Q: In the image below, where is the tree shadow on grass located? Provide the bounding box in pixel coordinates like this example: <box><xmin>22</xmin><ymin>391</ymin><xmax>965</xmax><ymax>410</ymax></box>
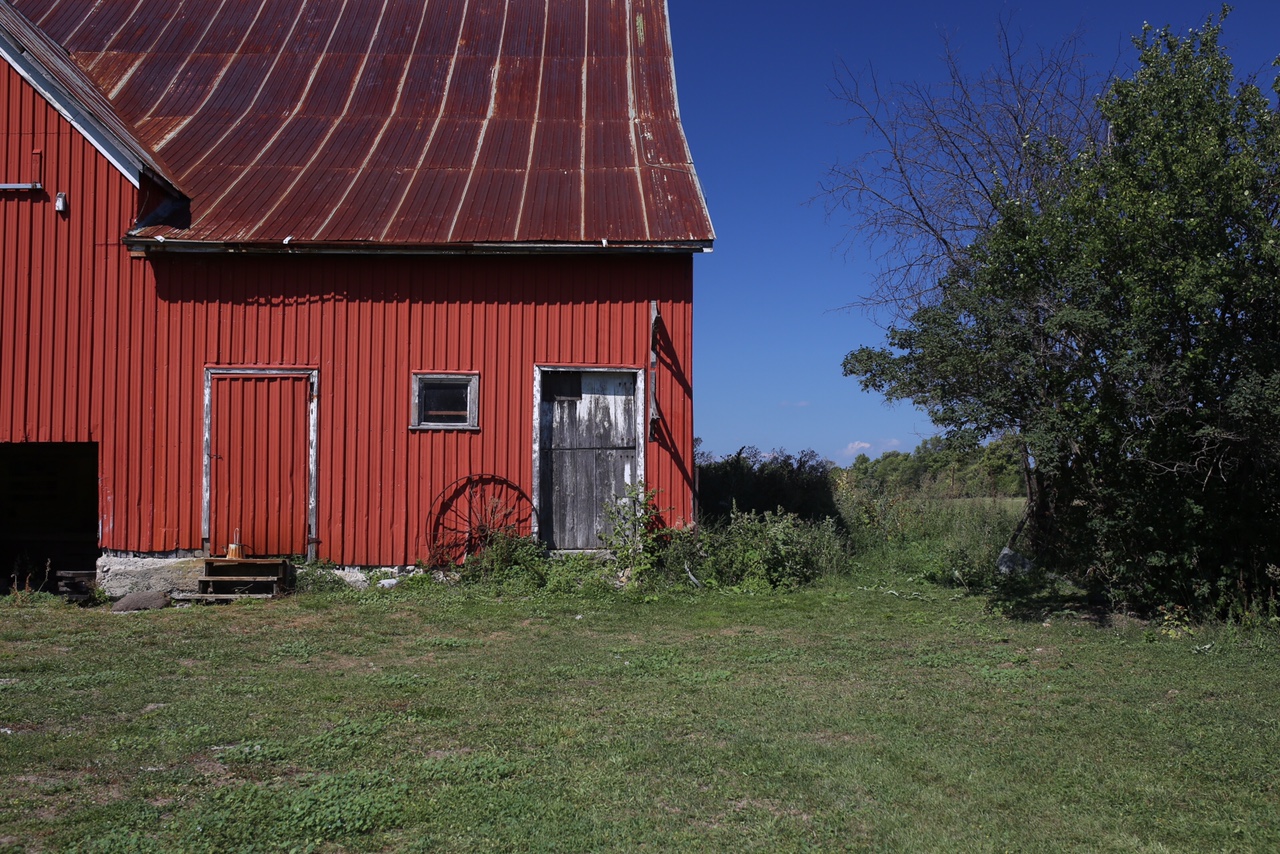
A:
<box><xmin>984</xmin><ymin>575</ymin><xmax>1124</xmax><ymax>627</ymax></box>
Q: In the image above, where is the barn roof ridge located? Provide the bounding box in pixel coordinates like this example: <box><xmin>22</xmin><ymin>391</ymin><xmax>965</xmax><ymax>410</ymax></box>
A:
<box><xmin>5</xmin><ymin>0</ymin><xmax>715</xmax><ymax>251</ymax></box>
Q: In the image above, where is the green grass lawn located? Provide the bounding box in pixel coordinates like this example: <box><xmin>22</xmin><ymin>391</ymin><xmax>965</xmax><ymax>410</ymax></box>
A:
<box><xmin>2</xmin><ymin>575</ymin><xmax>1278</xmax><ymax>852</ymax></box>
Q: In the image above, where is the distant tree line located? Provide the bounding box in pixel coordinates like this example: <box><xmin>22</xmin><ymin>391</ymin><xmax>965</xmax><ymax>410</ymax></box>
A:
<box><xmin>842</xmin><ymin>435</ymin><xmax>1023</xmax><ymax>500</ymax></box>
<box><xmin>695</xmin><ymin>436</ymin><xmax>1021</xmax><ymax>526</ymax></box>
<box><xmin>695</xmin><ymin>444</ymin><xmax>839</xmax><ymax>523</ymax></box>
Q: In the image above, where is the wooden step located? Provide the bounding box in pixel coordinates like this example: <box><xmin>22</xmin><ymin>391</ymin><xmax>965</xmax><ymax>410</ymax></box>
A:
<box><xmin>171</xmin><ymin>558</ymin><xmax>292</xmax><ymax>602</ymax></box>
<box><xmin>172</xmin><ymin>592</ymin><xmax>276</xmax><ymax>601</ymax></box>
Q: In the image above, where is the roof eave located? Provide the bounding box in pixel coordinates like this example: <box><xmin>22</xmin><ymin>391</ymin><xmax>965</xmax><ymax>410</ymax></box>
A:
<box><xmin>122</xmin><ymin>237</ymin><xmax>714</xmax><ymax>257</ymax></box>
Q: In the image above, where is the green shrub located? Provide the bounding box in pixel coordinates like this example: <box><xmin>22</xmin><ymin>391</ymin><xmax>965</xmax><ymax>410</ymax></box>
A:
<box><xmin>459</xmin><ymin>532</ymin><xmax>549</xmax><ymax>589</ymax></box>
<box><xmin>807</xmin><ymin>516</ymin><xmax>852</xmax><ymax>578</ymax></box>
<box><xmin>599</xmin><ymin>482</ymin><xmax>671</xmax><ymax>587</ymax></box>
<box><xmin>845</xmin><ymin>494</ymin><xmax>1026</xmax><ymax>591</ymax></box>
<box><xmin>699</xmin><ymin>508</ymin><xmax>820</xmax><ymax>592</ymax></box>
<box><xmin>0</xmin><ymin>590</ymin><xmax>65</xmax><ymax>608</ymax></box>
<box><xmin>655</xmin><ymin>525</ymin><xmax>710</xmax><ymax>589</ymax></box>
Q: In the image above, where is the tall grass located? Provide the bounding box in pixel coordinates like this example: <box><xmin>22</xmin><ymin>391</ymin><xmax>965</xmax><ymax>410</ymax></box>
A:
<box><xmin>835</xmin><ymin>480</ymin><xmax>1026</xmax><ymax>588</ymax></box>
<box><xmin>423</xmin><ymin>482</ymin><xmax>1028</xmax><ymax>597</ymax></box>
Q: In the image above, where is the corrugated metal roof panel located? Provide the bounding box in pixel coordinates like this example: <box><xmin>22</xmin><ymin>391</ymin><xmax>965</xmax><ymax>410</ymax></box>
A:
<box><xmin>10</xmin><ymin>0</ymin><xmax>713</xmax><ymax>248</ymax></box>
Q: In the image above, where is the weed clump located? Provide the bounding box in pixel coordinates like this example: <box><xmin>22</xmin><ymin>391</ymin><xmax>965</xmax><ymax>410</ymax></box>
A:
<box><xmin>292</xmin><ymin>559</ymin><xmax>350</xmax><ymax>595</ymax></box>
<box><xmin>601</xmin><ymin>484</ymin><xmax>853</xmax><ymax>594</ymax></box>
<box><xmin>458</xmin><ymin>532</ymin><xmax>549</xmax><ymax>593</ymax></box>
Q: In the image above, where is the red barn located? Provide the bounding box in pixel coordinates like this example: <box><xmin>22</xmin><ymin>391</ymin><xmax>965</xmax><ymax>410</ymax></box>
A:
<box><xmin>0</xmin><ymin>0</ymin><xmax>713</xmax><ymax>593</ymax></box>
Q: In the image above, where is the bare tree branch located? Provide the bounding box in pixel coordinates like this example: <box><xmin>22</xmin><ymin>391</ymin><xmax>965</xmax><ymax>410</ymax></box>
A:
<box><xmin>822</xmin><ymin>15</ymin><xmax>1112</xmax><ymax>320</ymax></box>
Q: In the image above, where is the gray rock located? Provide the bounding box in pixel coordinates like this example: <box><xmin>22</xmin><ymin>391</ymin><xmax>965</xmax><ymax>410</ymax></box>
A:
<box><xmin>112</xmin><ymin>591</ymin><xmax>171</xmax><ymax>612</ymax></box>
<box><xmin>997</xmin><ymin>547</ymin><xmax>1034</xmax><ymax>577</ymax></box>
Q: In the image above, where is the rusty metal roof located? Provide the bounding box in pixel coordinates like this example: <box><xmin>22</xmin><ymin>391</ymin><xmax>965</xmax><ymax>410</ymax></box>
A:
<box><xmin>8</xmin><ymin>0</ymin><xmax>714</xmax><ymax>250</ymax></box>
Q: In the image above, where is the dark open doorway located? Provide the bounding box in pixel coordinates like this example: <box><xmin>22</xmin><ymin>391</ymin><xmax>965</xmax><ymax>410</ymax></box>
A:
<box><xmin>0</xmin><ymin>443</ymin><xmax>99</xmax><ymax>593</ymax></box>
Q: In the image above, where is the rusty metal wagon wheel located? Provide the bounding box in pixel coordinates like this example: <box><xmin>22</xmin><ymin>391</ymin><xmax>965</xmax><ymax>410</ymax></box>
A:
<box><xmin>428</xmin><ymin>475</ymin><xmax>535</xmax><ymax>565</ymax></box>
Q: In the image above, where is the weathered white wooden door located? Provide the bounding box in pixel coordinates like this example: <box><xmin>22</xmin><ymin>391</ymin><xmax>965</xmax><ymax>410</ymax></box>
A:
<box><xmin>538</xmin><ymin>370</ymin><xmax>639</xmax><ymax>550</ymax></box>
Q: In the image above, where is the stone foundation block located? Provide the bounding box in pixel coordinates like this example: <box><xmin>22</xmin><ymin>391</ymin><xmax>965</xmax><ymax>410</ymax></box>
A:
<box><xmin>97</xmin><ymin>556</ymin><xmax>205</xmax><ymax>598</ymax></box>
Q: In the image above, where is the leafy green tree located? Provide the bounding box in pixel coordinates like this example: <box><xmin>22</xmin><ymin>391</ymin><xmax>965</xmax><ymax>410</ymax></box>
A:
<box><xmin>844</xmin><ymin>11</ymin><xmax>1280</xmax><ymax>613</ymax></box>
<box><xmin>839</xmin><ymin>437</ymin><xmax>1022</xmax><ymax>499</ymax></box>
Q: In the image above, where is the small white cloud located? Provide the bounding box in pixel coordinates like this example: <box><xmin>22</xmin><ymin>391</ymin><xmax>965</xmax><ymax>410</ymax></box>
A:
<box><xmin>884</xmin><ymin>438</ymin><xmax>901</xmax><ymax>449</ymax></box>
<box><xmin>840</xmin><ymin>441</ymin><xmax>872</xmax><ymax>458</ymax></box>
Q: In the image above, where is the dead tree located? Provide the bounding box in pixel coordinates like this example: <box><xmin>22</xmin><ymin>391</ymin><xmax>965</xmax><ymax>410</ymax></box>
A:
<box><xmin>822</xmin><ymin>16</ymin><xmax>1111</xmax><ymax>318</ymax></box>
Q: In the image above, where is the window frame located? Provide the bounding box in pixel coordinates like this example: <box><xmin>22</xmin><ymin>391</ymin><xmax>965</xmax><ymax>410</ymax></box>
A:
<box><xmin>411</xmin><ymin>372</ymin><xmax>479</xmax><ymax>431</ymax></box>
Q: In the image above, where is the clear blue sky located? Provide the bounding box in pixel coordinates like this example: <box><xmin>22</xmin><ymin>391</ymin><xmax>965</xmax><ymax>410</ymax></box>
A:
<box><xmin>668</xmin><ymin>2</ymin><xmax>1280</xmax><ymax>464</ymax></box>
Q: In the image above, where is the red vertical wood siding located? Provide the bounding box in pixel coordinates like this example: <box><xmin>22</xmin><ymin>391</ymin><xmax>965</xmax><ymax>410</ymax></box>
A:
<box><xmin>2</xmin><ymin>58</ymin><xmax>128</xmax><ymax>444</ymax></box>
<box><xmin>149</xmin><ymin>252</ymin><xmax>693</xmax><ymax>565</ymax></box>
<box><xmin>3</xmin><ymin>60</ymin><xmax>696</xmax><ymax>565</ymax></box>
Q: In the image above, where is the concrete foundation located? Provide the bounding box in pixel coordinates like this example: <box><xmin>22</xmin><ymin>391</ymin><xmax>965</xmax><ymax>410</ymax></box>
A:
<box><xmin>96</xmin><ymin>555</ymin><xmax>205</xmax><ymax>598</ymax></box>
<box><xmin>95</xmin><ymin>556</ymin><xmax>419</xmax><ymax>598</ymax></box>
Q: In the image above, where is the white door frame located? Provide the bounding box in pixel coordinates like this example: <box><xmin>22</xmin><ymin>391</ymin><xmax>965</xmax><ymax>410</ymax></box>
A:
<box><xmin>530</xmin><ymin>366</ymin><xmax>645</xmax><ymax>541</ymax></box>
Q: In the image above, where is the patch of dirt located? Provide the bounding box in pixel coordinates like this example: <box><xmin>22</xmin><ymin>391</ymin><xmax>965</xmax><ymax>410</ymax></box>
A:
<box><xmin>652</xmin><ymin>798</ymin><xmax>684</xmax><ymax>815</ymax></box>
<box><xmin>719</xmin><ymin>797</ymin><xmax>813</xmax><ymax>824</ymax></box>
<box><xmin>315</xmin><ymin>653</ymin><xmax>388</xmax><ymax>672</ymax></box>
<box><xmin>278</xmin><ymin>615</ymin><xmax>328</xmax><ymax>631</ymax></box>
<box><xmin>424</xmin><ymin>747</ymin><xmax>474</xmax><ymax>760</ymax></box>
<box><xmin>190</xmin><ymin>758</ymin><xmax>235</xmax><ymax>783</ymax></box>
<box><xmin>14</xmin><ymin>774</ymin><xmax>69</xmax><ymax>787</ymax></box>
<box><xmin>1037</xmin><ymin>607</ymin><xmax>1148</xmax><ymax>630</ymax></box>
<box><xmin>2</xmin><ymin>722</ymin><xmax>48</xmax><ymax>740</ymax></box>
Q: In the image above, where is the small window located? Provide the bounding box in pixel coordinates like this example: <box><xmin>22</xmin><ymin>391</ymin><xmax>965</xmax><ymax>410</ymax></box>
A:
<box><xmin>541</xmin><ymin>371</ymin><xmax>582</xmax><ymax>401</ymax></box>
<box><xmin>412</xmin><ymin>374</ymin><xmax>478</xmax><ymax>429</ymax></box>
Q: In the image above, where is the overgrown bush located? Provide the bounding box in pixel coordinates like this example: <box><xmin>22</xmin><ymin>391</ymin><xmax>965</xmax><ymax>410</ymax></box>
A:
<box><xmin>831</xmin><ymin>459</ymin><xmax>1026</xmax><ymax>592</ymax></box>
<box><xmin>0</xmin><ymin>590</ymin><xmax>64</xmax><ymax>608</ymax></box>
<box><xmin>544</xmin><ymin>552</ymin><xmax>615</xmax><ymax>595</ymax></box>
<box><xmin>599</xmin><ymin>482</ymin><xmax>670</xmax><ymax>586</ymax></box>
<box><xmin>696</xmin><ymin>508</ymin><xmax>822</xmax><ymax>591</ymax></box>
<box><xmin>458</xmin><ymin>532</ymin><xmax>549</xmax><ymax>592</ymax></box>
<box><xmin>596</xmin><ymin>484</ymin><xmax>852</xmax><ymax>593</ymax></box>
